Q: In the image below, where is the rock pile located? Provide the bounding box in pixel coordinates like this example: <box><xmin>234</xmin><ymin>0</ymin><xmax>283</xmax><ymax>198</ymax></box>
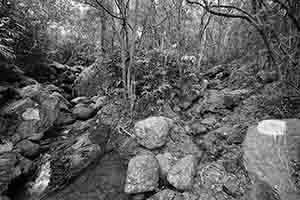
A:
<box><xmin>120</xmin><ymin>62</ymin><xmax>299</xmax><ymax>200</ymax></box>
<box><xmin>0</xmin><ymin>80</ymin><xmax>112</xmax><ymax>199</ymax></box>
<box><xmin>121</xmin><ymin>115</ymin><xmax>249</xmax><ymax>200</ymax></box>
<box><xmin>0</xmin><ymin>59</ymin><xmax>298</xmax><ymax>200</ymax></box>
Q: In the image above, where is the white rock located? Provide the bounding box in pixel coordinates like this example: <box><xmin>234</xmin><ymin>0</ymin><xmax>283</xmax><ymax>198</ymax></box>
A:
<box><xmin>22</xmin><ymin>108</ymin><xmax>40</xmax><ymax>121</ymax></box>
<box><xmin>28</xmin><ymin>154</ymin><xmax>51</xmax><ymax>196</ymax></box>
<box><xmin>257</xmin><ymin>119</ymin><xmax>286</xmax><ymax>136</ymax></box>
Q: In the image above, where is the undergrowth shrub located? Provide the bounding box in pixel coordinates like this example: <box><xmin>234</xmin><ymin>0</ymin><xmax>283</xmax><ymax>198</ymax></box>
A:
<box><xmin>130</xmin><ymin>49</ymin><xmax>200</xmax><ymax>115</ymax></box>
<box><xmin>0</xmin><ymin>10</ymin><xmax>24</xmax><ymax>61</ymax></box>
<box><xmin>0</xmin><ymin>1</ymin><xmax>50</xmax><ymax>80</ymax></box>
<box><xmin>255</xmin><ymin>81</ymin><xmax>300</xmax><ymax>118</ymax></box>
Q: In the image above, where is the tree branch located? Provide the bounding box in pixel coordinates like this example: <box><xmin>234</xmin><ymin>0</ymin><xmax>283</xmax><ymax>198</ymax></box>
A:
<box><xmin>153</xmin><ymin>15</ymin><xmax>168</xmax><ymax>27</ymax></box>
<box><xmin>125</xmin><ymin>0</ymin><xmax>130</xmax><ymax>15</ymax></box>
<box><xmin>210</xmin><ymin>4</ymin><xmax>257</xmax><ymax>22</ymax></box>
<box><xmin>92</xmin><ymin>0</ymin><xmax>133</xmax><ymax>32</ymax></box>
<box><xmin>186</xmin><ymin>0</ymin><xmax>253</xmax><ymax>23</ymax></box>
<box><xmin>94</xmin><ymin>0</ymin><xmax>123</xmax><ymax>20</ymax></box>
<box><xmin>186</xmin><ymin>0</ymin><xmax>275</xmax><ymax>62</ymax></box>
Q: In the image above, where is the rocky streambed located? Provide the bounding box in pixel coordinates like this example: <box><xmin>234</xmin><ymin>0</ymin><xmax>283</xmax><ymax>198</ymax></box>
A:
<box><xmin>0</xmin><ymin>62</ymin><xmax>299</xmax><ymax>200</ymax></box>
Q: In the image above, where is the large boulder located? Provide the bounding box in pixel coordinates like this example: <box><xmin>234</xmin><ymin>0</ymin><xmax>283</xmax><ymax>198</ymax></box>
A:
<box><xmin>1</xmin><ymin>84</ymin><xmax>61</xmax><ymax>141</ymax></box>
<box><xmin>73</xmin><ymin>62</ymin><xmax>113</xmax><ymax>97</ymax></box>
<box><xmin>167</xmin><ymin>155</ymin><xmax>197</xmax><ymax>190</ymax></box>
<box><xmin>243</xmin><ymin>119</ymin><xmax>300</xmax><ymax>200</ymax></box>
<box><xmin>124</xmin><ymin>154</ymin><xmax>159</xmax><ymax>194</ymax></box>
<box><xmin>134</xmin><ymin>117</ymin><xmax>173</xmax><ymax>149</ymax></box>
<box><xmin>21</xmin><ymin>85</ymin><xmax>60</xmax><ymax>123</ymax></box>
<box><xmin>16</xmin><ymin>140</ymin><xmax>40</xmax><ymax>158</ymax></box>
<box><xmin>72</xmin><ymin>106</ymin><xmax>95</xmax><ymax>120</ymax></box>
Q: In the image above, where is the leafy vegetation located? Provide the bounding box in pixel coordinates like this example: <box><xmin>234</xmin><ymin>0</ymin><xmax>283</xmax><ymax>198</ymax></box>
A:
<box><xmin>1</xmin><ymin>0</ymin><xmax>299</xmax><ymax>117</ymax></box>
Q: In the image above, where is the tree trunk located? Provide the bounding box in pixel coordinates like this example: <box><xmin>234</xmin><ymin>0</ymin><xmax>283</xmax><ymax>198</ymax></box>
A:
<box><xmin>127</xmin><ymin>0</ymin><xmax>139</xmax><ymax>101</ymax></box>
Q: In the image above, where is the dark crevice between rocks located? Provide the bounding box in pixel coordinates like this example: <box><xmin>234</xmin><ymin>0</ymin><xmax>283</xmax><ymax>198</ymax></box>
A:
<box><xmin>43</xmin><ymin>126</ymin><xmax>65</xmax><ymax>139</ymax></box>
<box><xmin>39</xmin><ymin>127</ymin><xmax>66</xmax><ymax>154</ymax></box>
<box><xmin>4</xmin><ymin>171</ymin><xmax>35</xmax><ymax>200</ymax></box>
<box><xmin>157</xmin><ymin>178</ymin><xmax>187</xmax><ymax>195</ymax></box>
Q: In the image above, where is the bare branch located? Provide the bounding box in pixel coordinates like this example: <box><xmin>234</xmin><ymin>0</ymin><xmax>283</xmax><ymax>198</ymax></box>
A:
<box><xmin>125</xmin><ymin>0</ymin><xmax>130</xmax><ymax>14</ymax></box>
<box><xmin>94</xmin><ymin>0</ymin><xmax>123</xmax><ymax>20</ymax></box>
<box><xmin>186</xmin><ymin>0</ymin><xmax>253</xmax><ymax>23</ymax></box>
<box><xmin>210</xmin><ymin>4</ymin><xmax>257</xmax><ymax>22</ymax></box>
<box><xmin>186</xmin><ymin>0</ymin><xmax>275</xmax><ymax>62</ymax></box>
<box><xmin>153</xmin><ymin>15</ymin><xmax>168</xmax><ymax>27</ymax></box>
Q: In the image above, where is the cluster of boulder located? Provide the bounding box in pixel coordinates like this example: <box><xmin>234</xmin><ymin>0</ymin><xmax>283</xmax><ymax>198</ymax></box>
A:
<box><xmin>121</xmin><ymin>116</ymin><xmax>244</xmax><ymax>200</ymax></box>
<box><xmin>124</xmin><ymin>117</ymin><xmax>198</xmax><ymax>195</ymax></box>
<box><xmin>0</xmin><ymin>81</ymin><xmax>111</xmax><ymax>199</ymax></box>
<box><xmin>0</xmin><ymin>57</ymin><xmax>298</xmax><ymax>200</ymax></box>
<box><xmin>0</xmin><ymin>84</ymin><xmax>65</xmax><ymax>192</ymax></box>
<box><xmin>49</xmin><ymin>62</ymin><xmax>84</xmax><ymax>97</ymax></box>
<box><xmin>121</xmin><ymin>64</ymin><xmax>297</xmax><ymax>200</ymax></box>
<box><xmin>169</xmin><ymin>65</ymin><xmax>252</xmax><ymax>116</ymax></box>
<box><xmin>122</xmin><ymin>116</ymin><xmax>300</xmax><ymax>200</ymax></box>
